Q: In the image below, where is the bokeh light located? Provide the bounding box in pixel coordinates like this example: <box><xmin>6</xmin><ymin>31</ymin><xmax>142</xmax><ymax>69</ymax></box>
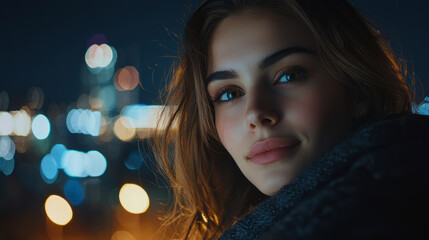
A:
<box><xmin>61</xmin><ymin>149</ymin><xmax>108</xmax><ymax>178</ymax></box>
<box><xmin>114</xmin><ymin>66</ymin><xmax>140</xmax><ymax>91</ymax></box>
<box><xmin>119</xmin><ymin>183</ymin><xmax>150</xmax><ymax>214</ymax></box>
<box><xmin>0</xmin><ymin>112</ymin><xmax>13</xmax><ymax>135</ymax></box>
<box><xmin>113</xmin><ymin>116</ymin><xmax>136</xmax><ymax>142</ymax></box>
<box><xmin>40</xmin><ymin>154</ymin><xmax>58</xmax><ymax>184</ymax></box>
<box><xmin>111</xmin><ymin>231</ymin><xmax>136</xmax><ymax>240</ymax></box>
<box><xmin>120</xmin><ymin>105</ymin><xmax>175</xmax><ymax>139</ymax></box>
<box><xmin>0</xmin><ymin>157</ymin><xmax>14</xmax><ymax>176</ymax></box>
<box><xmin>64</xmin><ymin>179</ymin><xmax>84</xmax><ymax>206</ymax></box>
<box><xmin>50</xmin><ymin>144</ymin><xmax>67</xmax><ymax>169</ymax></box>
<box><xmin>45</xmin><ymin>195</ymin><xmax>73</xmax><ymax>226</ymax></box>
<box><xmin>85</xmin><ymin>150</ymin><xmax>107</xmax><ymax>177</ymax></box>
<box><xmin>85</xmin><ymin>44</ymin><xmax>114</xmax><ymax>68</ymax></box>
<box><xmin>32</xmin><ymin>114</ymin><xmax>51</xmax><ymax>140</ymax></box>
<box><xmin>66</xmin><ymin>109</ymin><xmax>101</xmax><ymax>136</ymax></box>
<box><xmin>62</xmin><ymin>150</ymin><xmax>87</xmax><ymax>178</ymax></box>
<box><xmin>416</xmin><ymin>96</ymin><xmax>429</xmax><ymax>115</ymax></box>
<box><xmin>125</xmin><ymin>151</ymin><xmax>142</xmax><ymax>170</ymax></box>
<box><xmin>13</xmin><ymin>109</ymin><xmax>31</xmax><ymax>136</ymax></box>
<box><xmin>0</xmin><ymin>136</ymin><xmax>15</xmax><ymax>160</ymax></box>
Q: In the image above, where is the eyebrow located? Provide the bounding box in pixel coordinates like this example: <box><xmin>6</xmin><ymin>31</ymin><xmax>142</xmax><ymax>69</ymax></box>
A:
<box><xmin>206</xmin><ymin>46</ymin><xmax>316</xmax><ymax>85</ymax></box>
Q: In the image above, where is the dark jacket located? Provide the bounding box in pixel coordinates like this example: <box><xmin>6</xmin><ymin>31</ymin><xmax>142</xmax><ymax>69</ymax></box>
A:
<box><xmin>220</xmin><ymin>113</ymin><xmax>429</xmax><ymax>240</ymax></box>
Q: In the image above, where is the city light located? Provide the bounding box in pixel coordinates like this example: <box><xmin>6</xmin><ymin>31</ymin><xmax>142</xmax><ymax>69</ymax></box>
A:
<box><xmin>12</xmin><ymin>109</ymin><xmax>31</xmax><ymax>136</ymax></box>
<box><xmin>114</xmin><ymin>66</ymin><xmax>140</xmax><ymax>91</ymax></box>
<box><xmin>124</xmin><ymin>151</ymin><xmax>143</xmax><ymax>170</ymax></box>
<box><xmin>0</xmin><ymin>136</ymin><xmax>15</xmax><ymax>160</ymax></box>
<box><xmin>0</xmin><ymin>112</ymin><xmax>13</xmax><ymax>135</ymax></box>
<box><xmin>119</xmin><ymin>183</ymin><xmax>150</xmax><ymax>214</ymax></box>
<box><xmin>66</xmin><ymin>109</ymin><xmax>101</xmax><ymax>136</ymax></box>
<box><xmin>32</xmin><ymin>114</ymin><xmax>50</xmax><ymax>140</ymax></box>
<box><xmin>40</xmin><ymin>154</ymin><xmax>58</xmax><ymax>184</ymax></box>
<box><xmin>85</xmin><ymin>44</ymin><xmax>115</xmax><ymax>68</ymax></box>
<box><xmin>45</xmin><ymin>195</ymin><xmax>73</xmax><ymax>226</ymax></box>
<box><xmin>85</xmin><ymin>150</ymin><xmax>107</xmax><ymax>177</ymax></box>
<box><xmin>0</xmin><ymin>157</ymin><xmax>14</xmax><ymax>176</ymax></box>
<box><xmin>119</xmin><ymin>104</ymin><xmax>176</xmax><ymax>139</ymax></box>
<box><xmin>415</xmin><ymin>96</ymin><xmax>429</xmax><ymax>115</ymax></box>
<box><xmin>113</xmin><ymin>116</ymin><xmax>136</xmax><ymax>142</ymax></box>
<box><xmin>60</xmin><ymin>149</ymin><xmax>108</xmax><ymax>178</ymax></box>
<box><xmin>64</xmin><ymin>179</ymin><xmax>84</xmax><ymax>206</ymax></box>
<box><xmin>50</xmin><ymin>144</ymin><xmax>67</xmax><ymax>169</ymax></box>
<box><xmin>62</xmin><ymin>150</ymin><xmax>87</xmax><ymax>177</ymax></box>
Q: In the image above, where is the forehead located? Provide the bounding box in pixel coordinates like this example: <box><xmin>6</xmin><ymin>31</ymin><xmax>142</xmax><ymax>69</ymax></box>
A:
<box><xmin>208</xmin><ymin>8</ymin><xmax>315</xmax><ymax>73</ymax></box>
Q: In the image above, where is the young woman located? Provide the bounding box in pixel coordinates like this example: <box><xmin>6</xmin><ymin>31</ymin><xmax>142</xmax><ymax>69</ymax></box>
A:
<box><xmin>151</xmin><ymin>0</ymin><xmax>429</xmax><ymax>239</ymax></box>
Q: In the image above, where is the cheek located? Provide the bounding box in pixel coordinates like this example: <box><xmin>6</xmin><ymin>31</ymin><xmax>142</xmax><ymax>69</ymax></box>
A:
<box><xmin>215</xmin><ymin>110</ymin><xmax>242</xmax><ymax>155</ymax></box>
<box><xmin>286</xmin><ymin>92</ymin><xmax>329</xmax><ymax>128</ymax></box>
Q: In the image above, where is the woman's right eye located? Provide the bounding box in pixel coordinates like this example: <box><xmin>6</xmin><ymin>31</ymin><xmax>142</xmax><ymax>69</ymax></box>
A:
<box><xmin>213</xmin><ymin>88</ymin><xmax>244</xmax><ymax>104</ymax></box>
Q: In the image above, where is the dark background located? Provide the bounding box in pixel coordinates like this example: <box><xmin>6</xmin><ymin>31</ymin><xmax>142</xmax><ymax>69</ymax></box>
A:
<box><xmin>0</xmin><ymin>1</ymin><xmax>428</xmax><ymax>239</ymax></box>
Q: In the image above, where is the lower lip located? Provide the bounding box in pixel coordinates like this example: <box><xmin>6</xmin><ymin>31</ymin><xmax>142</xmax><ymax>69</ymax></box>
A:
<box><xmin>248</xmin><ymin>145</ymin><xmax>299</xmax><ymax>165</ymax></box>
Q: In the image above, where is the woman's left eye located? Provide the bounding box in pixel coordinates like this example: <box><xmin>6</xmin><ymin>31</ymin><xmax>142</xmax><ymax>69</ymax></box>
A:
<box><xmin>276</xmin><ymin>67</ymin><xmax>308</xmax><ymax>84</ymax></box>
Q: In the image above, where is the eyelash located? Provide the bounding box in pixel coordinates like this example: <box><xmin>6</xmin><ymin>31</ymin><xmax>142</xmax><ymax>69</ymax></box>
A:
<box><xmin>212</xmin><ymin>86</ymin><xmax>243</xmax><ymax>104</ymax></box>
<box><xmin>211</xmin><ymin>66</ymin><xmax>308</xmax><ymax>104</ymax></box>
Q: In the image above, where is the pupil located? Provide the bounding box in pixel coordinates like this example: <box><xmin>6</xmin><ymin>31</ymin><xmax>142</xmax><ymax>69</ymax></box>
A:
<box><xmin>228</xmin><ymin>92</ymin><xmax>235</xmax><ymax>99</ymax></box>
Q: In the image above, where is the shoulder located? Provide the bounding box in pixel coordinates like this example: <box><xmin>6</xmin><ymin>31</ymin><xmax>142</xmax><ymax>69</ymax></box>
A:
<box><xmin>261</xmin><ymin>114</ymin><xmax>429</xmax><ymax>239</ymax></box>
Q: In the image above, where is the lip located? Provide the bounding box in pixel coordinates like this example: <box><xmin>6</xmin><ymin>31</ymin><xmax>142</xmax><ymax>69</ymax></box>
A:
<box><xmin>247</xmin><ymin>138</ymin><xmax>301</xmax><ymax>165</ymax></box>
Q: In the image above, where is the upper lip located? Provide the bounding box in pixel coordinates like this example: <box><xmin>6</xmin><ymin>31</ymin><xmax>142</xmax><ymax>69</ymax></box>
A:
<box><xmin>247</xmin><ymin>138</ymin><xmax>301</xmax><ymax>159</ymax></box>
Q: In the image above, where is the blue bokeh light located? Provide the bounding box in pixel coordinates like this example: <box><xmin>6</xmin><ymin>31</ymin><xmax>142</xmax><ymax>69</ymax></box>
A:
<box><xmin>66</xmin><ymin>109</ymin><xmax>101</xmax><ymax>136</ymax></box>
<box><xmin>85</xmin><ymin>150</ymin><xmax>107</xmax><ymax>177</ymax></box>
<box><xmin>50</xmin><ymin>144</ymin><xmax>67</xmax><ymax>169</ymax></box>
<box><xmin>62</xmin><ymin>150</ymin><xmax>87</xmax><ymax>178</ymax></box>
<box><xmin>1</xmin><ymin>157</ymin><xmax>14</xmax><ymax>176</ymax></box>
<box><xmin>40</xmin><ymin>154</ymin><xmax>58</xmax><ymax>184</ymax></box>
<box><xmin>0</xmin><ymin>136</ymin><xmax>15</xmax><ymax>160</ymax></box>
<box><xmin>64</xmin><ymin>179</ymin><xmax>84</xmax><ymax>206</ymax></box>
<box><xmin>125</xmin><ymin>151</ymin><xmax>143</xmax><ymax>170</ymax></box>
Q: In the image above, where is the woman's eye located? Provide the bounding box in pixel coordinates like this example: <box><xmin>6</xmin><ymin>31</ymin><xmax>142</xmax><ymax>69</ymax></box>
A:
<box><xmin>213</xmin><ymin>88</ymin><xmax>243</xmax><ymax>103</ymax></box>
<box><xmin>277</xmin><ymin>67</ymin><xmax>308</xmax><ymax>84</ymax></box>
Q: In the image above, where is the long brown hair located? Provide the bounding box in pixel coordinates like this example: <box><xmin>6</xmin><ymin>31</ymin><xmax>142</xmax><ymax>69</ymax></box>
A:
<box><xmin>150</xmin><ymin>0</ymin><xmax>413</xmax><ymax>239</ymax></box>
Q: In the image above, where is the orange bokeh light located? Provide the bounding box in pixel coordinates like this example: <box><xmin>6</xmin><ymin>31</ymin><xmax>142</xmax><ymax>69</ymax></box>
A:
<box><xmin>114</xmin><ymin>66</ymin><xmax>140</xmax><ymax>91</ymax></box>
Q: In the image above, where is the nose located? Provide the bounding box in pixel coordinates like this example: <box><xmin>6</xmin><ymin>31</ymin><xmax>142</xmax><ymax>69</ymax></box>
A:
<box><xmin>246</xmin><ymin>87</ymin><xmax>281</xmax><ymax>130</ymax></box>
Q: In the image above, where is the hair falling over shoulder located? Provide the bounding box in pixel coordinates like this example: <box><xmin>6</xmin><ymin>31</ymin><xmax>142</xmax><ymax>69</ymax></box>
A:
<box><xmin>149</xmin><ymin>0</ymin><xmax>414</xmax><ymax>239</ymax></box>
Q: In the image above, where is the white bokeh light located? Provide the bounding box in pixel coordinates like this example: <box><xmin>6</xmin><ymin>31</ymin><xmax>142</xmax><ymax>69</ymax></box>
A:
<box><xmin>32</xmin><ymin>114</ymin><xmax>50</xmax><ymax>140</ymax></box>
<box><xmin>13</xmin><ymin>110</ymin><xmax>31</xmax><ymax>136</ymax></box>
<box><xmin>85</xmin><ymin>44</ymin><xmax>114</xmax><ymax>68</ymax></box>
<box><xmin>0</xmin><ymin>112</ymin><xmax>13</xmax><ymax>136</ymax></box>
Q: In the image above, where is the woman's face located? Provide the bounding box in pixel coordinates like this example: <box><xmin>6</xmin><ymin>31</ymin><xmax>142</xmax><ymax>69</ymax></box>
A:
<box><xmin>207</xmin><ymin>9</ymin><xmax>358</xmax><ymax>196</ymax></box>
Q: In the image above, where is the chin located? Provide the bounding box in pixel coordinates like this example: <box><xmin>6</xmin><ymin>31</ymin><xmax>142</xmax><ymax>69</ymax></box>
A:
<box><xmin>258</xmin><ymin>175</ymin><xmax>292</xmax><ymax>196</ymax></box>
